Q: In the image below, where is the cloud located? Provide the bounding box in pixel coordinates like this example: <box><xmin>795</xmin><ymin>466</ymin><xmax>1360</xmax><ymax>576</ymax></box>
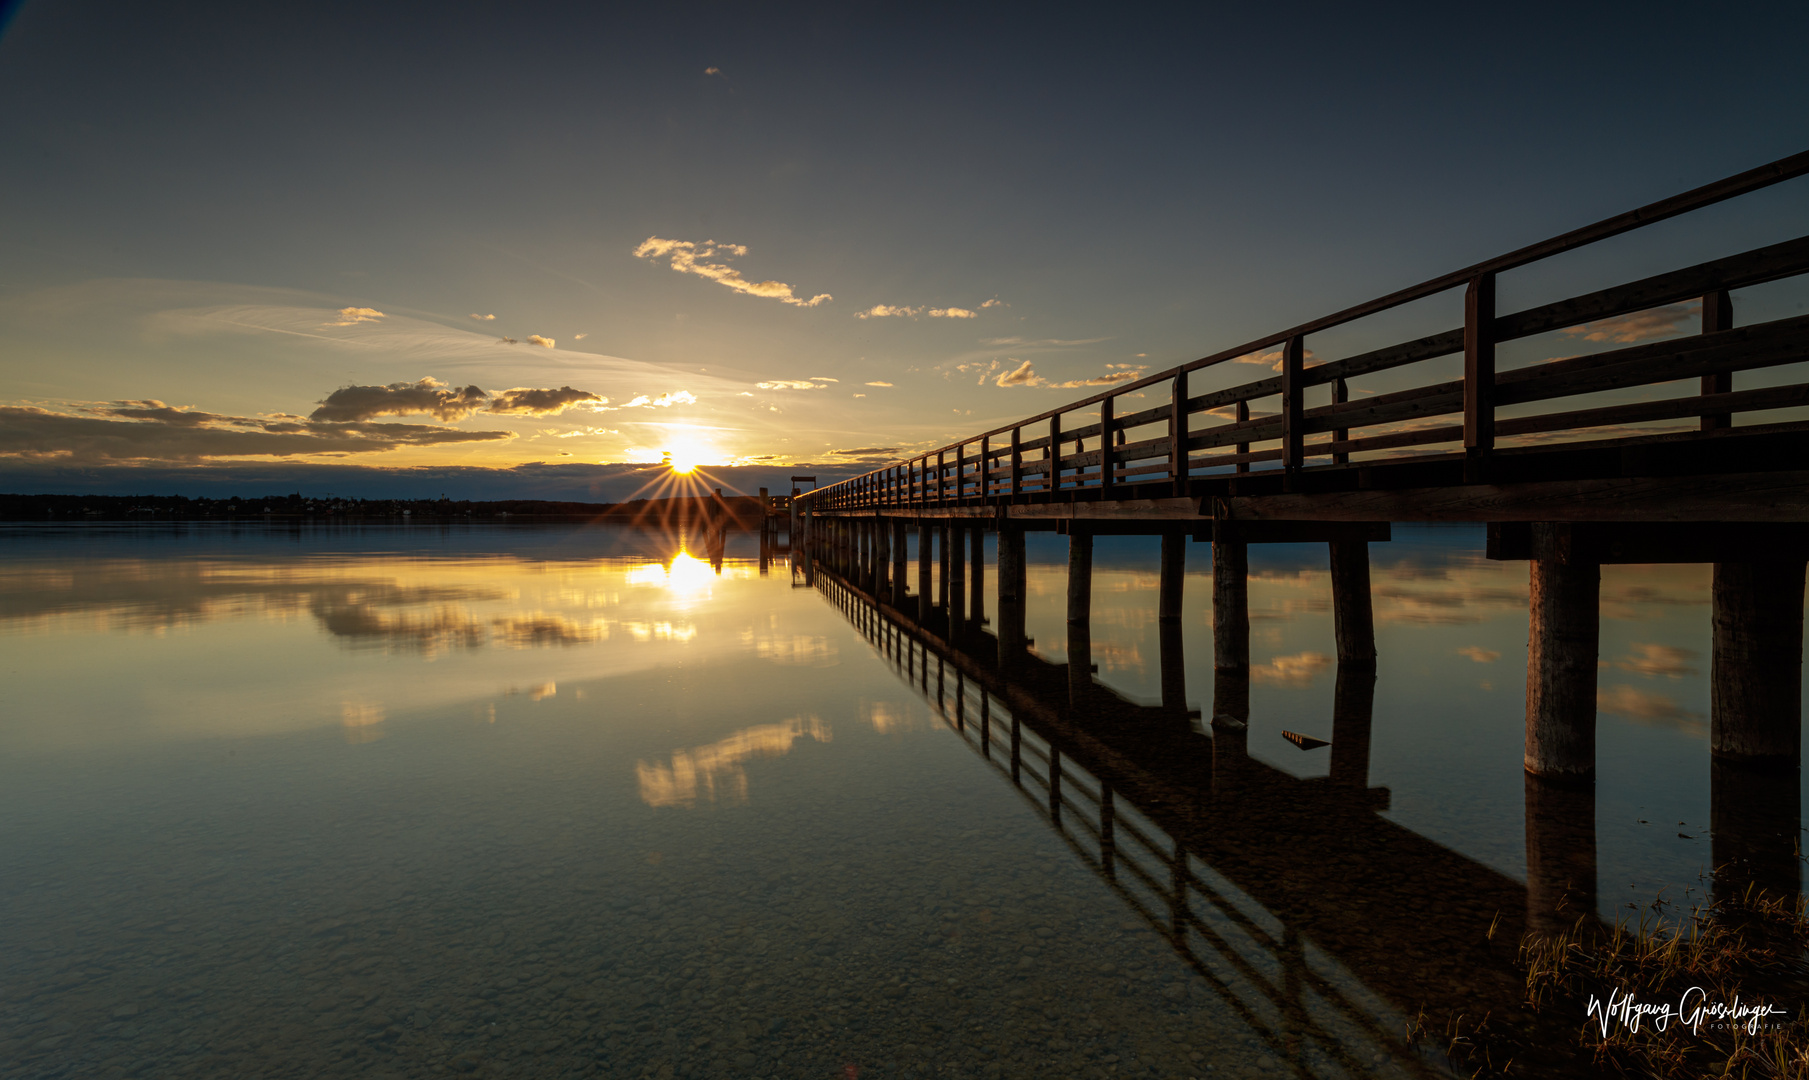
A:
<box><xmin>0</xmin><ymin>404</ymin><xmax>512</xmax><ymax>463</ymax></box>
<box><xmin>980</xmin><ymin>299</ymin><xmax>1002</xmax><ymax>308</ymax></box>
<box><xmin>487</xmin><ymin>386</ymin><xmax>604</xmax><ymax>416</ymax></box>
<box><xmin>865</xmin><ymin>381</ymin><xmax>893</xmax><ymax>387</ymax></box>
<box><xmin>632</xmin><ymin>237</ymin><xmax>831</xmax><ymax>307</ymax></box>
<box><xmin>618</xmin><ymin>391</ymin><xmax>697</xmax><ymax>409</ymax></box>
<box><xmin>526</xmin><ymin>334</ymin><xmax>555</xmax><ymax>348</ymax></box>
<box><xmin>809</xmin><ymin>376</ymin><xmax>838</xmax><ymax>383</ymax></box>
<box><xmin>1233</xmin><ymin>346</ymin><xmax>1318</xmax><ymax>372</ymax></box>
<box><xmin>1609</xmin><ymin>643</ymin><xmax>1699</xmax><ymax>679</ymax></box>
<box><xmin>468</xmin><ymin>313</ymin><xmax>496</xmax><ymax>321</ymax></box>
<box><xmin>574</xmin><ymin>332</ymin><xmax>589</xmax><ymax>340</ymax></box>
<box><xmin>704</xmin><ymin>66</ymin><xmax>722</xmax><ymax>76</ymax></box>
<box><xmin>831</xmin><ymin>446</ymin><xmax>898</xmax><ymax>455</ymax></box>
<box><xmin>756</xmin><ymin>380</ymin><xmax>827</xmax><ymax>390</ymax></box>
<box><xmin>980</xmin><ymin>336</ymin><xmax>1106</xmax><ymax>347</ymax></box>
<box><xmin>310</xmin><ymin>377</ymin><xmax>489</xmax><ymax>422</ymax></box>
<box><xmin>329</xmin><ymin>306</ymin><xmax>385</xmax><ymax>326</ymax></box>
<box><xmin>1597</xmin><ymin>684</ymin><xmax>1704</xmax><ymax>733</ymax></box>
<box><xmin>87</xmin><ymin>400</ymin><xmax>231</xmax><ymax>427</ymax></box>
<box><xmin>1250</xmin><ymin>651</ymin><xmax>1333</xmax><ymax>687</ymax></box>
<box><xmin>1456</xmin><ymin>646</ymin><xmax>1501</xmax><ymax>663</ymax></box>
<box><xmin>857</xmin><ymin>304</ymin><xmax>980</xmax><ymax>320</ymax></box>
<box><xmin>993</xmin><ymin>359</ymin><xmax>1138</xmax><ymax>389</ymax></box>
<box><xmin>1562</xmin><ymin>303</ymin><xmax>1697</xmax><ymax>344</ymax></box>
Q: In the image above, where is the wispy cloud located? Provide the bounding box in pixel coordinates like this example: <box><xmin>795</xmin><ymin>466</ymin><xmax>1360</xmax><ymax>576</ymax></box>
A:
<box><xmin>993</xmin><ymin>359</ymin><xmax>1139</xmax><ymax>389</ymax></box>
<box><xmin>1597</xmin><ymin>684</ymin><xmax>1704</xmax><ymax>734</ymax></box>
<box><xmin>1608</xmin><ymin>642</ymin><xmax>1698</xmax><ymax>679</ymax></box>
<box><xmin>618</xmin><ymin>391</ymin><xmax>697</xmax><ymax>409</ymax></box>
<box><xmin>468</xmin><ymin>313</ymin><xmax>495</xmax><ymax>321</ymax></box>
<box><xmin>526</xmin><ymin>334</ymin><xmax>555</xmax><ymax>348</ymax></box>
<box><xmin>864</xmin><ymin>381</ymin><xmax>893</xmax><ymax>387</ymax></box>
<box><xmin>980</xmin><ymin>299</ymin><xmax>1002</xmax><ymax>308</ymax></box>
<box><xmin>633</xmin><ymin>237</ymin><xmax>831</xmax><ymax>307</ymax></box>
<box><xmin>855</xmin><ymin>304</ymin><xmax>979</xmax><ymax>320</ymax></box>
<box><xmin>756</xmin><ymin>377</ymin><xmax>840</xmax><ymax>390</ymax></box>
<box><xmin>574</xmin><ymin>332</ymin><xmax>589</xmax><ymax>340</ymax></box>
<box><xmin>1562</xmin><ymin>302</ymin><xmax>1697</xmax><ymax>344</ymax></box>
<box><xmin>1233</xmin><ymin>346</ymin><xmax>1318</xmax><ymax>372</ymax></box>
<box><xmin>1456</xmin><ymin>646</ymin><xmax>1501</xmax><ymax>663</ymax></box>
<box><xmin>980</xmin><ymin>336</ymin><xmax>1107</xmax><ymax>347</ymax></box>
<box><xmin>1250</xmin><ymin>651</ymin><xmax>1332</xmax><ymax>687</ymax></box>
<box><xmin>329</xmin><ymin>306</ymin><xmax>385</xmax><ymax>326</ymax></box>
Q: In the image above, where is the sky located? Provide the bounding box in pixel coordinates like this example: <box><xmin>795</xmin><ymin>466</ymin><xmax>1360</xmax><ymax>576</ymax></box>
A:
<box><xmin>1</xmin><ymin>1</ymin><xmax>1806</xmax><ymax>500</ymax></box>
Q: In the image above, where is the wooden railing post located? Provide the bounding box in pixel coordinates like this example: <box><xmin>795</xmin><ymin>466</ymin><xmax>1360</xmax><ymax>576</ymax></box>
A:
<box><xmin>1009</xmin><ymin>427</ymin><xmax>1022</xmax><ymax>497</ymax></box>
<box><xmin>1235</xmin><ymin>400</ymin><xmax>1250</xmax><ymax>474</ymax></box>
<box><xmin>1049</xmin><ymin>413</ymin><xmax>1063</xmax><ymax>492</ymax></box>
<box><xmin>1332</xmin><ymin>377</ymin><xmax>1350</xmax><ymax>465</ymax></box>
<box><xmin>1099</xmin><ymin>397</ymin><xmax>1115</xmax><ymax>492</ymax></box>
<box><xmin>1464</xmin><ymin>272</ymin><xmax>1496</xmax><ymax>481</ymax></box>
<box><xmin>1701</xmin><ymin>289</ymin><xmax>1733</xmax><ymax>431</ymax></box>
<box><xmin>955</xmin><ymin>443</ymin><xmax>966</xmax><ymax>505</ymax></box>
<box><xmin>1170</xmin><ymin>370</ymin><xmax>1189</xmax><ymax>497</ymax></box>
<box><xmin>1281</xmin><ymin>335</ymin><xmax>1304</xmax><ymax>471</ymax></box>
<box><xmin>980</xmin><ymin>435</ymin><xmax>991</xmax><ymax>500</ymax></box>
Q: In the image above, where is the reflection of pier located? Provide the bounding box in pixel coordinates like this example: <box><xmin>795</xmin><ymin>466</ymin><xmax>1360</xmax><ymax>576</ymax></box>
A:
<box><xmin>808</xmin><ymin>559</ymin><xmax>1632</xmax><ymax>1076</ymax></box>
<box><xmin>795</xmin><ymin>155</ymin><xmax>1807</xmax><ymax>897</ymax></box>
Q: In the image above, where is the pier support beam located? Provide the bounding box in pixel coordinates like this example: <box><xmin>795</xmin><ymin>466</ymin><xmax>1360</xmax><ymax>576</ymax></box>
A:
<box><xmin>1212</xmin><ymin>526</ymin><xmax>1248</xmax><ymax>671</ymax></box>
<box><xmin>1158</xmin><ymin>533</ymin><xmax>1185</xmax><ymax>621</ymax></box>
<box><xmin>1711</xmin><ymin>756</ymin><xmax>1803</xmax><ymax>903</ymax></box>
<box><xmin>892</xmin><ymin>521</ymin><xmax>909</xmax><ymax>608</ymax></box>
<box><xmin>1524</xmin><ymin>773</ymin><xmax>1598</xmax><ymax>937</ymax></box>
<box><xmin>938</xmin><ymin>525</ymin><xmax>951</xmax><ymax>612</ymax></box>
<box><xmin>1329</xmin><ymin>667</ymin><xmax>1377</xmax><ymax>789</ymax></box>
<box><xmin>917</xmin><ymin>523</ymin><xmax>933</xmax><ymax>623</ymax></box>
<box><xmin>873</xmin><ymin>520</ymin><xmax>889</xmax><ymax>597</ymax></box>
<box><xmin>1525</xmin><ymin>525</ymin><xmax>1600</xmax><ymax>780</ymax></box>
<box><xmin>1710</xmin><ymin>559</ymin><xmax>1806</xmax><ymax>769</ymax></box>
<box><xmin>1329</xmin><ymin>539</ymin><xmax>1376</xmax><ymax>669</ymax></box>
<box><xmin>997</xmin><ymin>526</ymin><xmax>1027</xmax><ymax>664</ymax></box>
<box><xmin>1067</xmin><ymin>530</ymin><xmax>1093</xmax><ymax>624</ymax></box>
<box><xmin>948</xmin><ymin>525</ymin><xmax>966</xmax><ymax>630</ymax></box>
<box><xmin>1068</xmin><ymin>618</ymin><xmax>1091</xmax><ymax>707</ymax></box>
<box><xmin>1159</xmin><ymin>618</ymin><xmax>1186</xmax><ymax>713</ymax></box>
<box><xmin>970</xmin><ymin>527</ymin><xmax>986</xmax><ymax>626</ymax></box>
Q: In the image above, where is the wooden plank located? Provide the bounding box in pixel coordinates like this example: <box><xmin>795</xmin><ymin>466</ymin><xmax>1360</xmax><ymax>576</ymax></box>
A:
<box><xmin>1217</xmin><ymin>469</ymin><xmax>1809</xmax><ymax>523</ymax></box>
<box><xmin>1496</xmin><ymin>235</ymin><xmax>1809</xmax><ymax>342</ymax></box>
<box><xmin>1495</xmin><ymin>381</ymin><xmax>1809</xmax><ymax>439</ymax></box>
<box><xmin>1496</xmin><ymin>312</ymin><xmax>1809</xmax><ymax>406</ymax></box>
<box><xmin>1301</xmin><ymin>328</ymin><xmax>1465</xmax><ymax>388</ymax></box>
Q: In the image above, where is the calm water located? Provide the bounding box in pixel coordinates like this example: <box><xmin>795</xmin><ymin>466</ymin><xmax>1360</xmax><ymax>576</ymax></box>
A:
<box><xmin>0</xmin><ymin>522</ymin><xmax>1801</xmax><ymax>1080</ymax></box>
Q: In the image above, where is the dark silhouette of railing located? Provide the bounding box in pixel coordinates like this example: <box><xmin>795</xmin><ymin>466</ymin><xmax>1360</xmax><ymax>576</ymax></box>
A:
<box><xmin>808</xmin><ymin>562</ymin><xmax>1624</xmax><ymax>1077</ymax></box>
<box><xmin>800</xmin><ymin>152</ymin><xmax>1809</xmax><ymax>517</ymax></box>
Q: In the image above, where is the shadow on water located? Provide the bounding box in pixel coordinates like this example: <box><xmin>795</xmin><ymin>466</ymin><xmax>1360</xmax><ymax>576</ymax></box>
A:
<box><xmin>804</xmin><ymin>556</ymin><xmax>1804</xmax><ymax>1078</ymax></box>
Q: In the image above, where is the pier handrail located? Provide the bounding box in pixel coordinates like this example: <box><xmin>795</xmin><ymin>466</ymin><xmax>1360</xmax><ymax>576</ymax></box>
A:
<box><xmin>800</xmin><ymin>150</ymin><xmax>1809</xmax><ymax>513</ymax></box>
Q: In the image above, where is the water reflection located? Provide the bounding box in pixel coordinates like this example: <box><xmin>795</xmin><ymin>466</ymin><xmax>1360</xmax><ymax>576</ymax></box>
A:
<box><xmin>636</xmin><ymin>715</ymin><xmax>833</xmax><ymax>808</ymax></box>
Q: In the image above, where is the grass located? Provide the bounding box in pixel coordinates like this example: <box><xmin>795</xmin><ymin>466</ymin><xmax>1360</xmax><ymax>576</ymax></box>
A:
<box><xmin>1517</xmin><ymin>883</ymin><xmax>1809</xmax><ymax>1078</ymax></box>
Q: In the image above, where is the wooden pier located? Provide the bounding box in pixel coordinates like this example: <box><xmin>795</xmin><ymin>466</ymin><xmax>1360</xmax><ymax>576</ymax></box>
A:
<box><xmin>795</xmin><ymin>152</ymin><xmax>1809</xmax><ymax>790</ymax></box>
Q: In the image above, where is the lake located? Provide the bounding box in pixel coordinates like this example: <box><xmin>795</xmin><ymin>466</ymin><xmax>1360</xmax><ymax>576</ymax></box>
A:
<box><xmin>0</xmin><ymin>521</ymin><xmax>1799</xmax><ymax>1079</ymax></box>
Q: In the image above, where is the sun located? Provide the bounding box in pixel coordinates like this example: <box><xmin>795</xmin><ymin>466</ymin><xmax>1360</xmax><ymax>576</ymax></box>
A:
<box><xmin>667</xmin><ymin>449</ymin><xmax>700</xmax><ymax>474</ymax></box>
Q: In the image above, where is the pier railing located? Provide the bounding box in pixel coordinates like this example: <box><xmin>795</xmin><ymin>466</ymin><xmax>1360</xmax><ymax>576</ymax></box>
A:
<box><xmin>802</xmin><ymin>152</ymin><xmax>1809</xmax><ymax>514</ymax></box>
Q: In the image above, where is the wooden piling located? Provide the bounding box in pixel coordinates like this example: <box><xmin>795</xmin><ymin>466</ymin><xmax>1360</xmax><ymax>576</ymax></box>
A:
<box><xmin>997</xmin><ymin>526</ymin><xmax>1027</xmax><ymax>664</ymax></box>
<box><xmin>948</xmin><ymin>525</ymin><xmax>966</xmax><ymax>628</ymax></box>
<box><xmin>938</xmin><ymin>524</ymin><xmax>951</xmax><ymax>612</ymax></box>
<box><xmin>1524</xmin><ymin>772</ymin><xmax>1597</xmax><ymax>938</ymax></box>
<box><xmin>1068</xmin><ymin>617</ymin><xmax>1091</xmax><ymax>708</ymax></box>
<box><xmin>1159</xmin><ymin>618</ymin><xmax>1186</xmax><ymax>713</ymax></box>
<box><xmin>1212</xmin><ymin>525</ymin><xmax>1248</xmax><ymax>671</ymax></box>
<box><xmin>1711</xmin><ymin>559</ymin><xmax>1806</xmax><ymax>768</ymax></box>
<box><xmin>969</xmin><ymin>526</ymin><xmax>986</xmax><ymax>624</ymax></box>
<box><xmin>1328</xmin><ymin>538</ymin><xmax>1377</xmax><ymax>669</ymax></box>
<box><xmin>917</xmin><ymin>523</ymin><xmax>933</xmax><ymax>623</ymax></box>
<box><xmin>1158</xmin><ymin>533</ymin><xmax>1185</xmax><ymax>621</ymax></box>
<box><xmin>1067</xmin><ymin>530</ymin><xmax>1093</xmax><ymax>624</ymax></box>
<box><xmin>1524</xmin><ymin>524</ymin><xmax>1600</xmax><ymax>780</ymax></box>
<box><xmin>892</xmin><ymin>521</ymin><xmax>909</xmax><ymax>608</ymax></box>
<box><xmin>1329</xmin><ymin>667</ymin><xmax>1377</xmax><ymax>789</ymax></box>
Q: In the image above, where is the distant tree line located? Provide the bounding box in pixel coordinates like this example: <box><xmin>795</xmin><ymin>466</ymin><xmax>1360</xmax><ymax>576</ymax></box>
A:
<box><xmin>0</xmin><ymin>491</ymin><xmax>782</xmax><ymax>529</ymax></box>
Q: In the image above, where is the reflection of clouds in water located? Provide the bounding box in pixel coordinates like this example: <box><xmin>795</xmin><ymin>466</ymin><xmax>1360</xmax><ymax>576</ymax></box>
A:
<box><xmin>1088</xmin><ymin>639</ymin><xmax>1145</xmax><ymax>675</ymax></box>
<box><xmin>492</xmin><ymin>613</ymin><xmax>609</xmax><ymax>647</ymax></box>
<box><xmin>1597</xmin><ymin>684</ymin><xmax>1705</xmax><ymax>735</ymax></box>
<box><xmin>865</xmin><ymin>701</ymin><xmax>921</xmax><ymax>735</ymax></box>
<box><xmin>1456</xmin><ymin>646</ymin><xmax>1501</xmax><ymax>663</ymax></box>
<box><xmin>740</xmin><ymin>627</ymin><xmax>837</xmax><ymax>666</ymax></box>
<box><xmin>340</xmin><ymin>701</ymin><xmax>385</xmax><ymax>744</ymax></box>
<box><xmin>1250</xmin><ymin>651</ymin><xmax>1332</xmax><ymax>687</ymax></box>
<box><xmin>636</xmin><ymin>715</ymin><xmax>831</xmax><ymax>807</ymax></box>
<box><xmin>1373</xmin><ymin>584</ymin><xmax>1526</xmax><ymax>625</ymax></box>
<box><xmin>1608</xmin><ymin>642</ymin><xmax>1698</xmax><ymax>679</ymax></box>
<box><xmin>1601</xmin><ymin>582</ymin><xmax>1710</xmax><ymax>621</ymax></box>
<box><xmin>311</xmin><ymin>600</ymin><xmax>489</xmax><ymax>658</ymax></box>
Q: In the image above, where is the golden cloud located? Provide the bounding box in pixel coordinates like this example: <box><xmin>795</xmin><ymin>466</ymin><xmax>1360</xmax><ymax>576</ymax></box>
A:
<box><xmin>633</xmin><ymin>237</ymin><xmax>831</xmax><ymax>307</ymax></box>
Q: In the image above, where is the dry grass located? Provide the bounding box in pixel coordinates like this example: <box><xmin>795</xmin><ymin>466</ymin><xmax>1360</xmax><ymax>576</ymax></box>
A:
<box><xmin>1519</xmin><ymin>885</ymin><xmax>1809</xmax><ymax>1078</ymax></box>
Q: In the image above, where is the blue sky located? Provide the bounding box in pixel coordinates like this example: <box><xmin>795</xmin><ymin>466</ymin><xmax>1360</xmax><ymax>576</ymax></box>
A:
<box><xmin>2</xmin><ymin>1</ymin><xmax>1806</xmax><ymax>498</ymax></box>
